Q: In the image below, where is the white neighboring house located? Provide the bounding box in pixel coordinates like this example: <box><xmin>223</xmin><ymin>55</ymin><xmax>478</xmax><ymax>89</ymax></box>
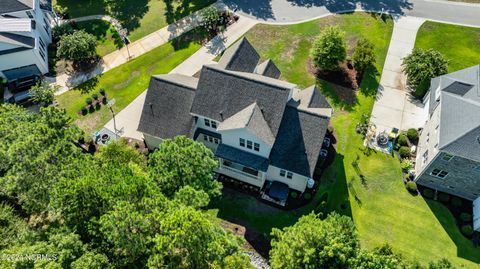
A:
<box><xmin>137</xmin><ymin>38</ymin><xmax>332</xmax><ymax>205</ymax></box>
<box><xmin>0</xmin><ymin>0</ymin><xmax>54</xmax><ymax>99</ymax></box>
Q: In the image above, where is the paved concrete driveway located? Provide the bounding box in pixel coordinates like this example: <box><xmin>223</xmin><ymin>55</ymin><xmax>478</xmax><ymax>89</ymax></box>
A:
<box><xmin>223</xmin><ymin>0</ymin><xmax>480</xmax><ymax>26</ymax></box>
<box><xmin>370</xmin><ymin>16</ymin><xmax>428</xmax><ymax>133</ymax></box>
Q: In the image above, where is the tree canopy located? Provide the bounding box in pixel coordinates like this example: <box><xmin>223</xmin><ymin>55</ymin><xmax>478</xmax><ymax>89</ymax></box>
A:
<box><xmin>402</xmin><ymin>48</ymin><xmax>448</xmax><ymax>98</ymax></box>
<box><xmin>311</xmin><ymin>26</ymin><xmax>347</xmax><ymax>71</ymax></box>
<box><xmin>352</xmin><ymin>38</ymin><xmax>376</xmax><ymax>74</ymax></box>
<box><xmin>57</xmin><ymin>30</ymin><xmax>97</xmax><ymax>64</ymax></box>
<box><xmin>29</xmin><ymin>80</ymin><xmax>57</xmax><ymax>107</ymax></box>
<box><xmin>148</xmin><ymin>136</ymin><xmax>221</xmax><ymax>198</ymax></box>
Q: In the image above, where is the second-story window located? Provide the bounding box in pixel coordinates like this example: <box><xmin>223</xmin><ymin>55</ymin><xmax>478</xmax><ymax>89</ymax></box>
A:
<box><xmin>204</xmin><ymin>119</ymin><xmax>210</xmax><ymax>127</ymax></box>
<box><xmin>211</xmin><ymin>121</ymin><xmax>217</xmax><ymax>129</ymax></box>
<box><xmin>280</xmin><ymin>170</ymin><xmax>286</xmax><ymax>177</ymax></box>
<box><xmin>254</xmin><ymin>143</ymin><xmax>260</xmax><ymax>151</ymax></box>
<box><xmin>239</xmin><ymin>138</ymin><xmax>245</xmax><ymax>147</ymax></box>
<box><xmin>286</xmin><ymin>172</ymin><xmax>293</xmax><ymax>179</ymax></box>
<box><xmin>246</xmin><ymin>140</ymin><xmax>252</xmax><ymax>149</ymax></box>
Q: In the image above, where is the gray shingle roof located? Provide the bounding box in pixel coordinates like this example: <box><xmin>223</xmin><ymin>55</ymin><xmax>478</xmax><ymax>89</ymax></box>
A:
<box><xmin>137</xmin><ymin>75</ymin><xmax>198</xmax><ymax>139</ymax></box>
<box><xmin>292</xmin><ymin>85</ymin><xmax>332</xmax><ymax>117</ymax></box>
<box><xmin>254</xmin><ymin>59</ymin><xmax>281</xmax><ymax>79</ymax></box>
<box><xmin>0</xmin><ymin>32</ymin><xmax>34</xmax><ymax>48</ymax></box>
<box><xmin>0</xmin><ymin>0</ymin><xmax>33</xmax><ymax>14</ymax></box>
<box><xmin>218</xmin><ymin>37</ymin><xmax>260</xmax><ymax>73</ymax></box>
<box><xmin>191</xmin><ymin>64</ymin><xmax>295</xmax><ymax>137</ymax></box>
<box><xmin>270</xmin><ymin>103</ymin><xmax>330</xmax><ymax>178</ymax></box>
<box><xmin>427</xmin><ymin>65</ymin><xmax>480</xmax><ymax>162</ymax></box>
<box><xmin>216</xmin><ymin>144</ymin><xmax>270</xmax><ymax>171</ymax></box>
<box><xmin>217</xmin><ymin>102</ymin><xmax>275</xmax><ymax>145</ymax></box>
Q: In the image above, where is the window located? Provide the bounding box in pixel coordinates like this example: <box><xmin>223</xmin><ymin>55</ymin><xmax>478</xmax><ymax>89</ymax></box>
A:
<box><xmin>442</xmin><ymin>153</ymin><xmax>453</xmax><ymax>162</ymax></box>
<box><xmin>422</xmin><ymin>150</ymin><xmax>428</xmax><ymax>165</ymax></box>
<box><xmin>426</xmin><ymin>133</ymin><xmax>430</xmax><ymax>143</ymax></box>
<box><xmin>247</xmin><ymin>140</ymin><xmax>252</xmax><ymax>149</ymax></box>
<box><xmin>430</xmin><ymin>169</ymin><xmax>448</xmax><ymax>179</ymax></box>
<box><xmin>203</xmin><ymin>135</ymin><xmax>207</xmax><ymax>141</ymax></box>
<box><xmin>39</xmin><ymin>49</ymin><xmax>46</xmax><ymax>61</ymax></box>
<box><xmin>26</xmin><ymin>11</ymin><xmax>33</xmax><ymax>18</ymax></box>
<box><xmin>208</xmin><ymin>136</ymin><xmax>213</xmax><ymax>143</ymax></box>
<box><xmin>214</xmin><ymin>138</ymin><xmax>219</xmax><ymax>144</ymax></box>
<box><xmin>280</xmin><ymin>170</ymin><xmax>286</xmax><ymax>177</ymax></box>
<box><xmin>286</xmin><ymin>172</ymin><xmax>293</xmax><ymax>179</ymax></box>
<box><xmin>39</xmin><ymin>38</ymin><xmax>45</xmax><ymax>50</ymax></box>
<box><xmin>254</xmin><ymin>143</ymin><xmax>260</xmax><ymax>151</ymax></box>
<box><xmin>239</xmin><ymin>138</ymin><xmax>245</xmax><ymax>147</ymax></box>
<box><xmin>204</xmin><ymin>119</ymin><xmax>210</xmax><ymax>127</ymax></box>
<box><xmin>211</xmin><ymin>121</ymin><xmax>217</xmax><ymax>129</ymax></box>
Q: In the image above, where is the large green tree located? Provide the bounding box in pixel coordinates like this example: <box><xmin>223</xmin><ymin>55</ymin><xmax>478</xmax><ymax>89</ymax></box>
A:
<box><xmin>148</xmin><ymin>136</ymin><xmax>221</xmax><ymax>198</ymax></box>
<box><xmin>311</xmin><ymin>26</ymin><xmax>347</xmax><ymax>71</ymax></box>
<box><xmin>270</xmin><ymin>213</ymin><xmax>358</xmax><ymax>269</ymax></box>
<box><xmin>402</xmin><ymin>48</ymin><xmax>448</xmax><ymax>98</ymax></box>
<box><xmin>29</xmin><ymin>80</ymin><xmax>57</xmax><ymax>107</ymax></box>
<box><xmin>0</xmin><ymin>104</ymin><xmax>84</xmax><ymax>214</ymax></box>
<box><xmin>147</xmin><ymin>206</ymin><xmax>250</xmax><ymax>269</ymax></box>
<box><xmin>352</xmin><ymin>38</ymin><xmax>376</xmax><ymax>74</ymax></box>
<box><xmin>57</xmin><ymin>30</ymin><xmax>97</xmax><ymax>64</ymax></box>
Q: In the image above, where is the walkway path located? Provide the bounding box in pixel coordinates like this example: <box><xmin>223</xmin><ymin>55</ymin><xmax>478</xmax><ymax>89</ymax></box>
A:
<box><xmin>103</xmin><ymin>15</ymin><xmax>258</xmax><ymax>139</ymax></box>
<box><xmin>370</xmin><ymin>16</ymin><xmax>428</xmax><ymax>133</ymax></box>
<box><xmin>52</xmin><ymin>6</ymin><xmax>209</xmax><ymax>95</ymax></box>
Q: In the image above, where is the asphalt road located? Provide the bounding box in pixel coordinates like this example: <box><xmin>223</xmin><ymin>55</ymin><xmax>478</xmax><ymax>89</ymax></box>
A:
<box><xmin>222</xmin><ymin>0</ymin><xmax>480</xmax><ymax>26</ymax></box>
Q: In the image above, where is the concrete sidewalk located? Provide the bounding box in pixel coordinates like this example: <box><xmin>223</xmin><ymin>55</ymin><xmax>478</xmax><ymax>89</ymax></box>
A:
<box><xmin>370</xmin><ymin>16</ymin><xmax>428</xmax><ymax>134</ymax></box>
<box><xmin>52</xmin><ymin>6</ymin><xmax>211</xmax><ymax>95</ymax></box>
<box><xmin>103</xmin><ymin>15</ymin><xmax>258</xmax><ymax>139</ymax></box>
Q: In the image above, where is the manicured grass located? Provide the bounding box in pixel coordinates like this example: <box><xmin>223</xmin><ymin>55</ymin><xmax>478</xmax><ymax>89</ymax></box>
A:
<box><xmin>76</xmin><ymin>20</ymin><xmax>123</xmax><ymax>57</ymax></box>
<box><xmin>415</xmin><ymin>21</ymin><xmax>480</xmax><ymax>72</ymax></box>
<box><xmin>56</xmin><ymin>30</ymin><xmax>207</xmax><ymax>135</ymax></box>
<box><xmin>211</xmin><ymin>13</ymin><xmax>479</xmax><ymax>267</ymax></box>
<box><xmin>54</xmin><ymin>0</ymin><xmax>215</xmax><ymax>42</ymax></box>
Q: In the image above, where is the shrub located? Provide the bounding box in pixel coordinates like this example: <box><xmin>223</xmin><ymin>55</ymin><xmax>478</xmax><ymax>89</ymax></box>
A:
<box><xmin>438</xmin><ymin>193</ymin><xmax>450</xmax><ymax>203</ymax></box>
<box><xmin>400</xmin><ymin>159</ymin><xmax>414</xmax><ymax>172</ymax></box>
<box><xmin>402</xmin><ymin>48</ymin><xmax>448</xmax><ymax>98</ymax></box>
<box><xmin>95</xmin><ymin>103</ymin><xmax>101</xmax><ymax>110</ymax></box>
<box><xmin>88</xmin><ymin>105</ymin><xmax>95</xmax><ymax>113</ymax></box>
<box><xmin>406</xmin><ymin>181</ymin><xmax>417</xmax><ymax>193</ymax></box>
<box><xmin>352</xmin><ymin>38</ymin><xmax>376</xmax><ymax>73</ymax></box>
<box><xmin>290</xmin><ymin>192</ymin><xmax>298</xmax><ymax>199</ymax></box>
<box><xmin>451</xmin><ymin>197</ymin><xmax>462</xmax><ymax>207</ymax></box>
<box><xmin>311</xmin><ymin>26</ymin><xmax>347</xmax><ymax>71</ymax></box>
<box><xmin>85</xmin><ymin>97</ymin><xmax>93</xmax><ymax>105</ymax></box>
<box><xmin>99</xmin><ymin>87</ymin><xmax>106</xmax><ymax>95</ymax></box>
<box><xmin>423</xmin><ymin>189</ymin><xmax>434</xmax><ymax>199</ymax></box>
<box><xmin>92</xmin><ymin>93</ymin><xmax>98</xmax><ymax>100</ymax></box>
<box><xmin>460</xmin><ymin>213</ymin><xmax>472</xmax><ymax>222</ymax></box>
<box><xmin>303</xmin><ymin>193</ymin><xmax>312</xmax><ymax>200</ymax></box>
<box><xmin>81</xmin><ymin>107</ymin><xmax>88</xmax><ymax>115</ymax></box>
<box><xmin>406</xmin><ymin>128</ymin><xmax>419</xmax><ymax>143</ymax></box>
<box><xmin>57</xmin><ymin>30</ymin><xmax>98</xmax><ymax>64</ymax></box>
<box><xmin>461</xmin><ymin>225</ymin><xmax>473</xmax><ymax>236</ymax></box>
<box><xmin>399</xmin><ymin>146</ymin><xmax>410</xmax><ymax>158</ymax></box>
<box><xmin>200</xmin><ymin>6</ymin><xmax>222</xmax><ymax>32</ymax></box>
<box><xmin>52</xmin><ymin>23</ymin><xmax>74</xmax><ymax>41</ymax></box>
<box><xmin>397</xmin><ymin>134</ymin><xmax>409</xmax><ymax>147</ymax></box>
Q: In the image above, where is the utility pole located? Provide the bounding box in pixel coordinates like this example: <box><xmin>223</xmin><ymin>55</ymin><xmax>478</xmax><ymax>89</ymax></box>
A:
<box><xmin>107</xmin><ymin>98</ymin><xmax>117</xmax><ymax>137</ymax></box>
<box><xmin>119</xmin><ymin>28</ymin><xmax>131</xmax><ymax>60</ymax></box>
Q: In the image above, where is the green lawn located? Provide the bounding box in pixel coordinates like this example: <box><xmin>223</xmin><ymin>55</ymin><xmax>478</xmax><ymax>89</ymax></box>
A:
<box><xmin>76</xmin><ymin>20</ymin><xmax>123</xmax><ymax>57</ymax></box>
<box><xmin>415</xmin><ymin>21</ymin><xmax>480</xmax><ymax>72</ymax></box>
<box><xmin>210</xmin><ymin>13</ymin><xmax>480</xmax><ymax>267</ymax></box>
<box><xmin>56</xmin><ymin>30</ymin><xmax>207</xmax><ymax>135</ymax></box>
<box><xmin>54</xmin><ymin>0</ymin><xmax>215</xmax><ymax>42</ymax></box>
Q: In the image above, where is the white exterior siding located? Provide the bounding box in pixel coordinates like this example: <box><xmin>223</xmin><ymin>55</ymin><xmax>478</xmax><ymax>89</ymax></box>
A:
<box><xmin>195</xmin><ymin>116</ymin><xmax>220</xmax><ymax>131</ymax></box>
<box><xmin>415</xmin><ymin>102</ymin><xmax>441</xmax><ymax>175</ymax></box>
<box><xmin>216</xmin><ymin>158</ymin><xmax>266</xmax><ymax>188</ymax></box>
<box><xmin>143</xmin><ymin>133</ymin><xmax>163</xmax><ymax>149</ymax></box>
<box><xmin>218</xmin><ymin>128</ymin><xmax>271</xmax><ymax>158</ymax></box>
<box><xmin>267</xmin><ymin>165</ymin><xmax>308</xmax><ymax>192</ymax></box>
<box><xmin>0</xmin><ymin>49</ymin><xmax>47</xmax><ymax>74</ymax></box>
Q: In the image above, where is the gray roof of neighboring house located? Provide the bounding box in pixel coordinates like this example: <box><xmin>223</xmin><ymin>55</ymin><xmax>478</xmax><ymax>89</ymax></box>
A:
<box><xmin>270</xmin><ymin>101</ymin><xmax>330</xmax><ymax>178</ymax></box>
<box><xmin>216</xmin><ymin>144</ymin><xmax>270</xmax><ymax>171</ymax></box>
<box><xmin>137</xmin><ymin>74</ymin><xmax>198</xmax><ymax>139</ymax></box>
<box><xmin>427</xmin><ymin>65</ymin><xmax>480</xmax><ymax>162</ymax></box>
<box><xmin>191</xmin><ymin>64</ymin><xmax>296</xmax><ymax>137</ymax></box>
<box><xmin>255</xmin><ymin>59</ymin><xmax>281</xmax><ymax>79</ymax></box>
<box><xmin>218</xmin><ymin>37</ymin><xmax>260</xmax><ymax>73</ymax></box>
<box><xmin>292</xmin><ymin>85</ymin><xmax>332</xmax><ymax>118</ymax></box>
<box><xmin>0</xmin><ymin>0</ymin><xmax>33</xmax><ymax>14</ymax></box>
<box><xmin>217</xmin><ymin>102</ymin><xmax>275</xmax><ymax>145</ymax></box>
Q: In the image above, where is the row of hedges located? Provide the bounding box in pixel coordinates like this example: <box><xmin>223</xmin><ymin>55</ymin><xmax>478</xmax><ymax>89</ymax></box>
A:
<box><xmin>79</xmin><ymin>88</ymin><xmax>107</xmax><ymax>115</ymax></box>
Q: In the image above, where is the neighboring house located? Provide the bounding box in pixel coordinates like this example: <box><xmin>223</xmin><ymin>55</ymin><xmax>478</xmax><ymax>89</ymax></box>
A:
<box><xmin>0</xmin><ymin>0</ymin><xmax>53</xmax><ymax>96</ymax></box>
<box><xmin>415</xmin><ymin>65</ymin><xmax>480</xmax><ymax>201</ymax></box>
<box><xmin>138</xmin><ymin>38</ymin><xmax>332</xmax><ymax>203</ymax></box>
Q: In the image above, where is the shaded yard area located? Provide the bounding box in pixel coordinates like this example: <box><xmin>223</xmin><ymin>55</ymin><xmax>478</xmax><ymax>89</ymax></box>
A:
<box><xmin>415</xmin><ymin>21</ymin><xmax>480</xmax><ymax>72</ymax></box>
<box><xmin>54</xmin><ymin>0</ymin><xmax>215</xmax><ymax>42</ymax></box>
<box><xmin>210</xmin><ymin>13</ymin><xmax>479</xmax><ymax>267</ymax></box>
<box><xmin>76</xmin><ymin>20</ymin><xmax>123</xmax><ymax>57</ymax></box>
<box><xmin>56</xmin><ymin>29</ymin><xmax>208</xmax><ymax>135</ymax></box>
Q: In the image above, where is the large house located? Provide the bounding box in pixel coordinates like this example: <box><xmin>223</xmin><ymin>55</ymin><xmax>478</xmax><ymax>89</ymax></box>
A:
<box><xmin>415</xmin><ymin>65</ymin><xmax>480</xmax><ymax>202</ymax></box>
<box><xmin>0</xmin><ymin>0</ymin><xmax>53</xmax><ymax>94</ymax></box>
<box><xmin>138</xmin><ymin>38</ymin><xmax>332</xmax><ymax>202</ymax></box>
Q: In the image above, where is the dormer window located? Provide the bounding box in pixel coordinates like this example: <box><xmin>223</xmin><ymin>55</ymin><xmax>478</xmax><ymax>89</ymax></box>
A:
<box><xmin>204</xmin><ymin>118</ymin><xmax>210</xmax><ymax>127</ymax></box>
<box><xmin>211</xmin><ymin>121</ymin><xmax>217</xmax><ymax>129</ymax></box>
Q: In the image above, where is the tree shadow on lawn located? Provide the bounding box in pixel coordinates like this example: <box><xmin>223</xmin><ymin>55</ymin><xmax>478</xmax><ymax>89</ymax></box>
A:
<box><xmin>105</xmin><ymin>0</ymin><xmax>149</xmax><ymax>34</ymax></box>
<box><xmin>424</xmin><ymin>199</ymin><xmax>480</xmax><ymax>264</ymax></box>
<box><xmin>77</xmin><ymin>20</ymin><xmax>124</xmax><ymax>50</ymax></box>
<box><xmin>164</xmin><ymin>0</ymin><xmax>216</xmax><ymax>24</ymax></box>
